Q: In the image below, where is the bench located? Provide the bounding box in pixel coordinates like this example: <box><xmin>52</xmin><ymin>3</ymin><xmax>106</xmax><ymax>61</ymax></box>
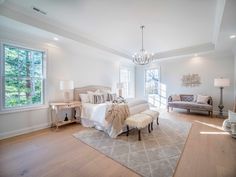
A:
<box><xmin>125</xmin><ymin>110</ymin><xmax>159</xmax><ymax>140</ymax></box>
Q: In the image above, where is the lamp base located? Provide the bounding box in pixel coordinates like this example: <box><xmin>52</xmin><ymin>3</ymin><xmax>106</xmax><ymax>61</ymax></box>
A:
<box><xmin>64</xmin><ymin>91</ymin><xmax>72</xmax><ymax>102</ymax></box>
<box><xmin>218</xmin><ymin>104</ymin><xmax>224</xmax><ymax>118</ymax></box>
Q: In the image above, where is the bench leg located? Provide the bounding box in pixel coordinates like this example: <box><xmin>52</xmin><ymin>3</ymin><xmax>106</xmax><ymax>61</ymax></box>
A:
<box><xmin>138</xmin><ymin>129</ymin><xmax>141</xmax><ymax>141</ymax></box>
<box><xmin>126</xmin><ymin>125</ymin><xmax>129</xmax><ymax>136</ymax></box>
<box><xmin>157</xmin><ymin>117</ymin><xmax>159</xmax><ymax>125</ymax></box>
<box><xmin>151</xmin><ymin>122</ymin><xmax>153</xmax><ymax>130</ymax></box>
<box><xmin>148</xmin><ymin>124</ymin><xmax>151</xmax><ymax>133</ymax></box>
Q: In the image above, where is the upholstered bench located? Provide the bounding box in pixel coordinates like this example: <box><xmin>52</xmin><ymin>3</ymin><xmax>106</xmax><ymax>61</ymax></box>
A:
<box><xmin>125</xmin><ymin>112</ymin><xmax>156</xmax><ymax>141</ymax></box>
<box><xmin>140</xmin><ymin>110</ymin><xmax>159</xmax><ymax>130</ymax></box>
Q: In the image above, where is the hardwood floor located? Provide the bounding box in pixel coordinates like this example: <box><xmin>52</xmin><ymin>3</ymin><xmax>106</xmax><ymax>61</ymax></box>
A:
<box><xmin>0</xmin><ymin>111</ymin><xmax>235</xmax><ymax>177</ymax></box>
<box><xmin>0</xmin><ymin>125</ymin><xmax>139</xmax><ymax>177</ymax></box>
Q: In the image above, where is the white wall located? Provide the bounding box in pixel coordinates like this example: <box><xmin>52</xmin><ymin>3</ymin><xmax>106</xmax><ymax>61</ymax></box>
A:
<box><xmin>136</xmin><ymin>52</ymin><xmax>235</xmax><ymax>114</ymax></box>
<box><xmin>0</xmin><ymin>29</ymin><xmax>134</xmax><ymax>139</ymax></box>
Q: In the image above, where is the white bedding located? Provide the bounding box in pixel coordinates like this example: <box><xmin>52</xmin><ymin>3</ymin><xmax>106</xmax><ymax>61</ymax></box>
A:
<box><xmin>80</xmin><ymin>98</ymin><xmax>149</xmax><ymax>131</ymax></box>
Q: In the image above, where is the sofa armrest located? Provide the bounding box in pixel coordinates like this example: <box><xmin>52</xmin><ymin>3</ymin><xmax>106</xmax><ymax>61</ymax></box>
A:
<box><xmin>208</xmin><ymin>96</ymin><xmax>213</xmax><ymax>106</ymax></box>
<box><xmin>168</xmin><ymin>96</ymin><xmax>173</xmax><ymax>102</ymax></box>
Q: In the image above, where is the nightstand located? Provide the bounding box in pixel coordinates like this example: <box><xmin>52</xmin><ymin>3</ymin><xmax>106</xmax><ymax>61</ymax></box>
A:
<box><xmin>50</xmin><ymin>101</ymin><xmax>81</xmax><ymax>129</ymax></box>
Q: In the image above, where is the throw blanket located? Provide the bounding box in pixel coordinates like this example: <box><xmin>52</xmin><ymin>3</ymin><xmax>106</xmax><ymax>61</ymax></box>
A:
<box><xmin>105</xmin><ymin>103</ymin><xmax>130</xmax><ymax>138</ymax></box>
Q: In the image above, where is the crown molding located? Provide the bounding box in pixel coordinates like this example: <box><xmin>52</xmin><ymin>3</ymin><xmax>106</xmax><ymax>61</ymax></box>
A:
<box><xmin>153</xmin><ymin>43</ymin><xmax>215</xmax><ymax>60</ymax></box>
<box><xmin>212</xmin><ymin>0</ymin><xmax>226</xmax><ymax>44</ymax></box>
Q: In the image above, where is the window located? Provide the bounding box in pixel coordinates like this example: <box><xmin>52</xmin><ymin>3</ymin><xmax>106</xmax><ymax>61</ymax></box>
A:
<box><xmin>1</xmin><ymin>44</ymin><xmax>45</xmax><ymax>110</ymax></box>
<box><xmin>120</xmin><ymin>68</ymin><xmax>131</xmax><ymax>98</ymax></box>
<box><xmin>145</xmin><ymin>68</ymin><xmax>160</xmax><ymax>107</ymax></box>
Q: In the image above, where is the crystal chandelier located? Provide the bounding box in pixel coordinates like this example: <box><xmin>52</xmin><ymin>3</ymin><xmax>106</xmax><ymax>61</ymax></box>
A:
<box><xmin>132</xmin><ymin>25</ymin><xmax>154</xmax><ymax>65</ymax></box>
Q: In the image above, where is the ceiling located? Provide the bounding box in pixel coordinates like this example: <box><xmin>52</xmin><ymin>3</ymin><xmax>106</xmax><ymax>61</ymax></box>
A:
<box><xmin>0</xmin><ymin>0</ymin><xmax>235</xmax><ymax>59</ymax></box>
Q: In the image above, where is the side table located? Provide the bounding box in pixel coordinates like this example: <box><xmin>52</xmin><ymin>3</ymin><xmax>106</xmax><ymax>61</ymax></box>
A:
<box><xmin>50</xmin><ymin>101</ymin><xmax>81</xmax><ymax>129</ymax></box>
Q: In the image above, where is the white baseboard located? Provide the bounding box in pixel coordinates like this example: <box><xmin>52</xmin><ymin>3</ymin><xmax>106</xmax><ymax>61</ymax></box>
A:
<box><xmin>0</xmin><ymin>122</ymin><xmax>51</xmax><ymax>140</ymax></box>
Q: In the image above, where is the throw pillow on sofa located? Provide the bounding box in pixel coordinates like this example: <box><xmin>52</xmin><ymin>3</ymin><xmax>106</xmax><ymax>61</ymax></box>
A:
<box><xmin>172</xmin><ymin>95</ymin><xmax>181</xmax><ymax>101</ymax></box>
<box><xmin>196</xmin><ymin>95</ymin><xmax>209</xmax><ymax>104</ymax></box>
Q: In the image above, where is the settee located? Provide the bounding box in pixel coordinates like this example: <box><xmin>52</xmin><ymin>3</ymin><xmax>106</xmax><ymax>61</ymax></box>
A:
<box><xmin>167</xmin><ymin>94</ymin><xmax>213</xmax><ymax>117</ymax></box>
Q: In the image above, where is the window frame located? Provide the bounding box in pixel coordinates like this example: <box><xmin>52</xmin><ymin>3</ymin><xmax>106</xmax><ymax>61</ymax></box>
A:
<box><xmin>0</xmin><ymin>42</ymin><xmax>47</xmax><ymax>114</ymax></box>
<box><xmin>119</xmin><ymin>67</ymin><xmax>132</xmax><ymax>98</ymax></box>
<box><xmin>144</xmin><ymin>67</ymin><xmax>161</xmax><ymax>96</ymax></box>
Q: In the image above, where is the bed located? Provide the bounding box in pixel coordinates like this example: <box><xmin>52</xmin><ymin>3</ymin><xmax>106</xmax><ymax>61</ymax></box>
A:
<box><xmin>74</xmin><ymin>85</ymin><xmax>149</xmax><ymax>137</ymax></box>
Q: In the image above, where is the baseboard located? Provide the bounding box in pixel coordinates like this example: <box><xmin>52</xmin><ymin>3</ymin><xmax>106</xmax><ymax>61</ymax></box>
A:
<box><xmin>0</xmin><ymin>122</ymin><xmax>51</xmax><ymax>140</ymax></box>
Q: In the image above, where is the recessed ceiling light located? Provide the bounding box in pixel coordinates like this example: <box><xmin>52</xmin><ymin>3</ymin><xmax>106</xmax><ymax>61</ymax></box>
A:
<box><xmin>229</xmin><ymin>35</ymin><xmax>236</xmax><ymax>39</ymax></box>
<box><xmin>53</xmin><ymin>37</ymin><xmax>59</xmax><ymax>41</ymax></box>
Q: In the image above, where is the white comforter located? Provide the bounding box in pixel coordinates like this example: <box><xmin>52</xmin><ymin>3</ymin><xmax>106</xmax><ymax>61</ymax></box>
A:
<box><xmin>81</xmin><ymin>98</ymin><xmax>149</xmax><ymax>129</ymax></box>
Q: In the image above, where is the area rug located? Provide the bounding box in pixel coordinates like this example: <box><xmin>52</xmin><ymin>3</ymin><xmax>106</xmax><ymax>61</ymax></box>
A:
<box><xmin>73</xmin><ymin>118</ymin><xmax>191</xmax><ymax>177</ymax></box>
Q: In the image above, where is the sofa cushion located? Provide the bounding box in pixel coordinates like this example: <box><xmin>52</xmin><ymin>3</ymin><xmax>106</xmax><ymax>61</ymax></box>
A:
<box><xmin>172</xmin><ymin>94</ymin><xmax>181</xmax><ymax>101</ymax></box>
<box><xmin>180</xmin><ymin>95</ymin><xmax>194</xmax><ymax>102</ymax></box>
<box><xmin>168</xmin><ymin>101</ymin><xmax>212</xmax><ymax>111</ymax></box>
<box><xmin>196</xmin><ymin>95</ymin><xmax>209</xmax><ymax>104</ymax></box>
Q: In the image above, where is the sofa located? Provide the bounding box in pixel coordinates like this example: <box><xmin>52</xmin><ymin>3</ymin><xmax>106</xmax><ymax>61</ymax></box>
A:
<box><xmin>167</xmin><ymin>94</ymin><xmax>213</xmax><ymax>117</ymax></box>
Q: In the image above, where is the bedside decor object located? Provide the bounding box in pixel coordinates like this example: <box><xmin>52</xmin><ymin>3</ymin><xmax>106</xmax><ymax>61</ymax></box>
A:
<box><xmin>60</xmin><ymin>80</ymin><xmax>74</xmax><ymax>102</ymax></box>
<box><xmin>132</xmin><ymin>25</ymin><xmax>154</xmax><ymax>65</ymax></box>
<box><xmin>182</xmin><ymin>74</ymin><xmax>201</xmax><ymax>87</ymax></box>
<box><xmin>64</xmin><ymin>113</ymin><xmax>68</xmax><ymax>121</ymax></box>
<box><xmin>50</xmin><ymin>101</ymin><xmax>81</xmax><ymax>129</ymax></box>
<box><xmin>214</xmin><ymin>78</ymin><xmax>230</xmax><ymax>117</ymax></box>
<box><xmin>116</xmin><ymin>82</ymin><xmax>124</xmax><ymax>97</ymax></box>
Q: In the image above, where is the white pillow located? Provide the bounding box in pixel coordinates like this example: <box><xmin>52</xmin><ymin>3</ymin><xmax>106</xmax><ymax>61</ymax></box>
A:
<box><xmin>171</xmin><ymin>95</ymin><xmax>181</xmax><ymax>101</ymax></box>
<box><xmin>228</xmin><ymin>110</ymin><xmax>236</xmax><ymax>123</ymax></box>
<box><xmin>87</xmin><ymin>90</ymin><xmax>101</xmax><ymax>103</ymax></box>
<box><xmin>79</xmin><ymin>94</ymin><xmax>89</xmax><ymax>103</ymax></box>
<box><xmin>196</xmin><ymin>95</ymin><xmax>209</xmax><ymax>104</ymax></box>
<box><xmin>100</xmin><ymin>90</ymin><xmax>109</xmax><ymax>101</ymax></box>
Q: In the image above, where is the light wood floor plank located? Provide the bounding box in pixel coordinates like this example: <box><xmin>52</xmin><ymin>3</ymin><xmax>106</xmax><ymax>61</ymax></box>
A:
<box><xmin>0</xmin><ymin>111</ymin><xmax>235</xmax><ymax>177</ymax></box>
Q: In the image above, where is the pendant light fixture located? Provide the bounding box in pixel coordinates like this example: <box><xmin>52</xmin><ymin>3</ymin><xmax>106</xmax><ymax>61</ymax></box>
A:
<box><xmin>132</xmin><ymin>25</ymin><xmax>154</xmax><ymax>65</ymax></box>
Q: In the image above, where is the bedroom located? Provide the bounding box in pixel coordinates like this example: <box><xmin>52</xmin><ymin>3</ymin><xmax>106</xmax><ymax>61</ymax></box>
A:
<box><xmin>0</xmin><ymin>0</ymin><xmax>236</xmax><ymax>177</ymax></box>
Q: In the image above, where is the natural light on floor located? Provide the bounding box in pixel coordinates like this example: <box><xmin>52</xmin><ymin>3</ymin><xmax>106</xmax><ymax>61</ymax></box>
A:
<box><xmin>200</xmin><ymin>131</ymin><xmax>229</xmax><ymax>135</ymax></box>
<box><xmin>195</xmin><ymin>120</ymin><xmax>224</xmax><ymax>131</ymax></box>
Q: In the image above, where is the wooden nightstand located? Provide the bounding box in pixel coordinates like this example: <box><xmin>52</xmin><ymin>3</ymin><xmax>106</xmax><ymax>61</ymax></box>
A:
<box><xmin>50</xmin><ymin>101</ymin><xmax>81</xmax><ymax>129</ymax></box>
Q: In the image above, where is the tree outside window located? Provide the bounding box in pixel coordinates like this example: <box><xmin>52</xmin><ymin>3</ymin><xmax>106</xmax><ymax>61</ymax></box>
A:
<box><xmin>2</xmin><ymin>44</ymin><xmax>45</xmax><ymax>109</ymax></box>
<box><xmin>145</xmin><ymin>68</ymin><xmax>160</xmax><ymax>107</ymax></box>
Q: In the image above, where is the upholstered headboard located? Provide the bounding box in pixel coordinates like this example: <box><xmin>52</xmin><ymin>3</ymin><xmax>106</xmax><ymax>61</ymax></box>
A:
<box><xmin>74</xmin><ymin>85</ymin><xmax>111</xmax><ymax>101</ymax></box>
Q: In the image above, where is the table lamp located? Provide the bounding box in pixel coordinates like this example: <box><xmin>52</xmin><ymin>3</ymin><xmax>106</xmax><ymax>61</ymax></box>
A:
<box><xmin>60</xmin><ymin>80</ymin><xmax>74</xmax><ymax>102</ymax></box>
<box><xmin>214</xmin><ymin>78</ymin><xmax>230</xmax><ymax>117</ymax></box>
<box><xmin>116</xmin><ymin>82</ymin><xmax>124</xmax><ymax>97</ymax></box>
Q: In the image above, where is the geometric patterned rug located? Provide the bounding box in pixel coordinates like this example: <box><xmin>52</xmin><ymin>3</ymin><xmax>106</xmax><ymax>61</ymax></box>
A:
<box><xmin>73</xmin><ymin>118</ymin><xmax>191</xmax><ymax>177</ymax></box>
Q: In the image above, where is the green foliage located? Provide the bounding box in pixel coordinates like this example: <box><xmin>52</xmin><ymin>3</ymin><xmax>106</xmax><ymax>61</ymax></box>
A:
<box><xmin>3</xmin><ymin>45</ymin><xmax>44</xmax><ymax>108</ymax></box>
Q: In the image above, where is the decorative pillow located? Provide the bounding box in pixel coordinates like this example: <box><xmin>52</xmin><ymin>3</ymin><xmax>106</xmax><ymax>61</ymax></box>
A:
<box><xmin>79</xmin><ymin>94</ymin><xmax>89</xmax><ymax>103</ymax></box>
<box><xmin>100</xmin><ymin>90</ymin><xmax>109</xmax><ymax>101</ymax></box>
<box><xmin>193</xmin><ymin>95</ymin><xmax>198</xmax><ymax>102</ymax></box>
<box><xmin>87</xmin><ymin>90</ymin><xmax>100</xmax><ymax>103</ymax></box>
<box><xmin>228</xmin><ymin>110</ymin><xmax>236</xmax><ymax>123</ymax></box>
<box><xmin>92</xmin><ymin>94</ymin><xmax>105</xmax><ymax>104</ymax></box>
<box><xmin>107</xmin><ymin>93</ymin><xmax>117</xmax><ymax>102</ymax></box>
<box><xmin>181</xmin><ymin>95</ymin><xmax>194</xmax><ymax>102</ymax></box>
<box><xmin>171</xmin><ymin>95</ymin><xmax>181</xmax><ymax>101</ymax></box>
<box><xmin>196</xmin><ymin>95</ymin><xmax>209</xmax><ymax>104</ymax></box>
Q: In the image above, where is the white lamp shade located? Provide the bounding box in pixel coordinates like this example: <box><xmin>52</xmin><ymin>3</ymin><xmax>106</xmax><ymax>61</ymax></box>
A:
<box><xmin>116</xmin><ymin>82</ymin><xmax>124</xmax><ymax>89</ymax></box>
<box><xmin>60</xmin><ymin>80</ymin><xmax>74</xmax><ymax>90</ymax></box>
<box><xmin>214</xmin><ymin>78</ymin><xmax>230</xmax><ymax>87</ymax></box>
